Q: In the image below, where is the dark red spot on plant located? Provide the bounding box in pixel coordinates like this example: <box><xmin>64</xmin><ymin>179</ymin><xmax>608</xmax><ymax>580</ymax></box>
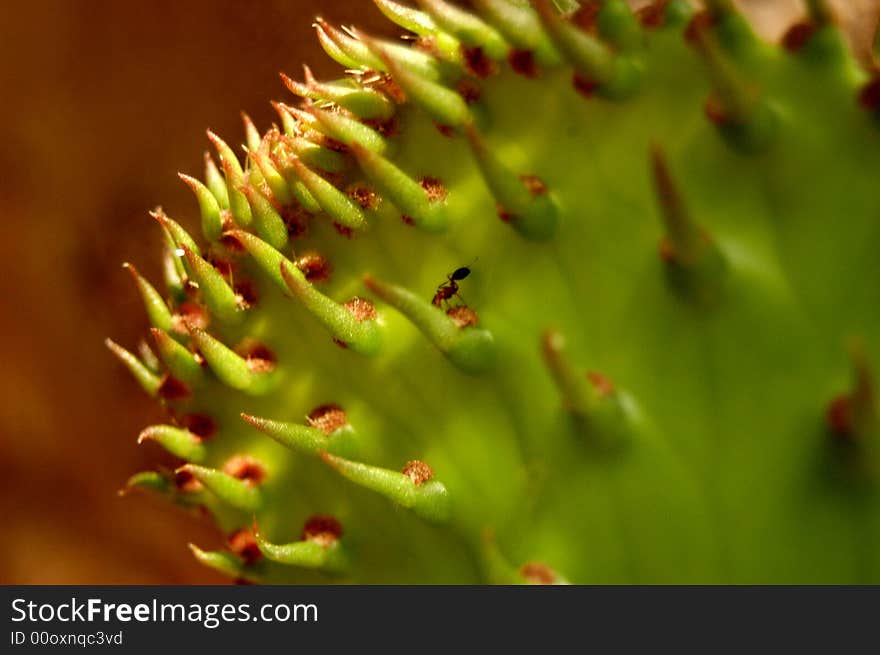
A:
<box><xmin>207</xmin><ymin>256</ymin><xmax>238</xmax><ymax>278</ymax></box>
<box><xmin>572</xmin><ymin>4</ymin><xmax>600</xmax><ymax>32</ymax></box>
<box><xmin>235</xmin><ymin>339</ymin><xmax>276</xmax><ymax>374</ymax></box>
<box><xmin>182</xmin><ymin>413</ymin><xmax>217</xmax><ymax>440</ymax></box>
<box><xmin>415</xmin><ymin>34</ymin><xmax>438</xmax><ymax>56</ymax></box>
<box><xmin>174</xmin><ymin>301</ymin><xmax>209</xmax><ymax>333</ymax></box>
<box><xmin>296</xmin><ymin>252</ymin><xmax>332</xmax><ymax>282</ymax></box>
<box><xmin>447</xmin><ymin>305</ymin><xmax>479</xmax><ymax>328</ymax></box>
<box><xmin>827</xmin><ymin>395</ymin><xmax>853</xmax><ymax>437</ymax></box>
<box><xmin>365</xmin><ymin>117</ymin><xmax>399</xmax><ymax>138</ymax></box>
<box><xmin>572</xmin><ymin>73</ymin><xmax>599</xmax><ymax>98</ymax></box>
<box><xmin>282</xmin><ymin>207</ymin><xmax>310</xmax><ymax>239</ymax></box>
<box><xmin>457</xmin><ymin>78</ymin><xmax>482</xmax><ymax>104</ymax></box>
<box><xmin>320</xmin><ymin>135</ymin><xmax>348</xmax><ymax>153</ymax></box>
<box><xmin>158</xmin><ymin>375</ymin><xmax>190</xmax><ymax>401</ymax></box>
<box><xmin>684</xmin><ymin>10</ymin><xmax>714</xmax><ymax>46</ymax></box>
<box><xmin>637</xmin><ymin>1</ymin><xmax>671</xmax><ymax>29</ymax></box>
<box><xmin>782</xmin><ymin>21</ymin><xmax>818</xmax><ymax>52</ymax></box>
<box><xmin>174</xmin><ymin>468</ymin><xmax>203</xmax><ymax>493</ymax></box>
<box><xmin>223</xmin><ymin>455</ymin><xmax>266</xmax><ymax>486</ymax></box>
<box><xmin>234</xmin><ymin>279</ymin><xmax>259</xmax><ymax>308</ymax></box>
<box><xmin>344</xmin><ymin>297</ymin><xmax>377</xmax><ymax>322</ymax></box>
<box><xmin>334</xmin><ymin>223</ymin><xmax>355</xmax><ymax>238</ymax></box>
<box><xmin>496</xmin><ymin>203</ymin><xmax>513</xmax><ymax>223</ymax></box>
<box><xmin>520</xmin><ymin>562</ymin><xmax>558</xmax><ymax>585</ymax></box>
<box><xmin>659</xmin><ymin>236</ymin><xmax>677</xmax><ymax>263</ymax></box>
<box><xmin>402</xmin><ymin>460</ymin><xmax>433</xmax><ymax>486</ymax></box>
<box><xmin>219</xmin><ymin>232</ymin><xmax>246</xmax><ymax>253</ymax></box>
<box><xmin>307</xmin><ymin>404</ymin><xmax>348</xmax><ymax>435</ymax></box>
<box><xmin>859</xmin><ymin>76</ymin><xmax>880</xmax><ymax>111</ymax></box>
<box><xmin>228</xmin><ymin>528</ymin><xmax>262</xmax><ymax>564</ymax></box>
<box><xmin>463</xmin><ymin>47</ymin><xmax>496</xmax><ymax>78</ymax></box>
<box><xmin>508</xmin><ymin>49</ymin><xmax>538</xmax><ymax>78</ymax></box>
<box><xmin>346</xmin><ymin>184</ymin><xmax>380</xmax><ymax>210</ymax></box>
<box><xmin>435</xmin><ymin>123</ymin><xmax>456</xmax><ymax>137</ymax></box>
<box><xmin>420</xmin><ymin>176</ymin><xmax>448</xmax><ymax>203</ymax></box>
<box><xmin>375</xmin><ymin>75</ymin><xmax>405</xmax><ymax>104</ymax></box>
<box><xmin>520</xmin><ymin>174</ymin><xmax>547</xmax><ymax>196</ymax></box>
<box><xmin>301</xmin><ymin>515</ymin><xmax>343</xmax><ymax>547</ymax></box>
<box><xmin>704</xmin><ymin>95</ymin><xmax>728</xmax><ymax>126</ymax></box>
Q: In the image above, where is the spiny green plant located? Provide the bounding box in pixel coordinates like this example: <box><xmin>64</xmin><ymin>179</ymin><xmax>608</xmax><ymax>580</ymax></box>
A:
<box><xmin>107</xmin><ymin>0</ymin><xmax>880</xmax><ymax>583</ymax></box>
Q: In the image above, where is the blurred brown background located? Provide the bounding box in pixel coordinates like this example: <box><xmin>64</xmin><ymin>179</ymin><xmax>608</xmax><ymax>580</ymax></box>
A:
<box><xmin>0</xmin><ymin>1</ymin><xmax>877</xmax><ymax>584</ymax></box>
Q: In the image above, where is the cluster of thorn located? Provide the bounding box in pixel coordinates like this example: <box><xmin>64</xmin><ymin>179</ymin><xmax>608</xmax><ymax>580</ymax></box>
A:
<box><xmin>107</xmin><ymin>0</ymin><xmax>879</xmax><ymax>584</ymax></box>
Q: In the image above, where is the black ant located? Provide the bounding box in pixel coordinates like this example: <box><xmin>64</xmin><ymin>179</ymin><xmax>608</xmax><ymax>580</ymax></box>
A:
<box><xmin>432</xmin><ymin>263</ymin><xmax>473</xmax><ymax>307</ymax></box>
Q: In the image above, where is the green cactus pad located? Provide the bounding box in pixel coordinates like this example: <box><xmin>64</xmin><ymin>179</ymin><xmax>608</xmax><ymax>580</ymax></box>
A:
<box><xmin>109</xmin><ymin>0</ymin><xmax>880</xmax><ymax>583</ymax></box>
